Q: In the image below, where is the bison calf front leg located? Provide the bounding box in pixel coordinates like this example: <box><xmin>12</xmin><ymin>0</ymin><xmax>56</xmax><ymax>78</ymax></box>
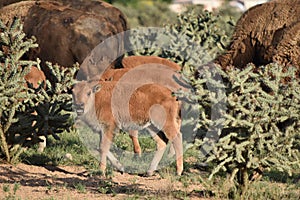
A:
<box><xmin>37</xmin><ymin>135</ymin><xmax>47</xmax><ymax>153</ymax></box>
<box><xmin>99</xmin><ymin>129</ymin><xmax>124</xmax><ymax>174</ymax></box>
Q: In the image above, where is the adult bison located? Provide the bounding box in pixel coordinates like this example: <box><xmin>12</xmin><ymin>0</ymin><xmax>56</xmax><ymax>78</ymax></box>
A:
<box><xmin>214</xmin><ymin>0</ymin><xmax>300</xmax><ymax>70</ymax></box>
<box><xmin>0</xmin><ymin>0</ymin><xmax>128</xmax><ymax>82</ymax></box>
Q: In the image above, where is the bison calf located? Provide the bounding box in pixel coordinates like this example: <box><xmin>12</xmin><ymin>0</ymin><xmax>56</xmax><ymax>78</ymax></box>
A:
<box><xmin>72</xmin><ymin>80</ymin><xmax>183</xmax><ymax>176</ymax></box>
<box><xmin>97</xmin><ymin>56</ymin><xmax>183</xmax><ymax>156</ymax></box>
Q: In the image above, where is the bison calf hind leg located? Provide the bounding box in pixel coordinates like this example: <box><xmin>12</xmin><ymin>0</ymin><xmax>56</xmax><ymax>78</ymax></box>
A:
<box><xmin>147</xmin><ymin>129</ymin><xmax>168</xmax><ymax>176</ymax></box>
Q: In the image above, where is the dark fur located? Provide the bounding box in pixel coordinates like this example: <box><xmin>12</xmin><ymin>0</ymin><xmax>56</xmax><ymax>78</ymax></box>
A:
<box><xmin>215</xmin><ymin>0</ymin><xmax>300</xmax><ymax>70</ymax></box>
<box><xmin>0</xmin><ymin>0</ymin><xmax>128</xmax><ymax>82</ymax></box>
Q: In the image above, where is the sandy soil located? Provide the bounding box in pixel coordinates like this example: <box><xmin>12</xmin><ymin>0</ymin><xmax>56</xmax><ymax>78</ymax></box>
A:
<box><xmin>0</xmin><ymin>163</ymin><xmax>209</xmax><ymax>200</ymax></box>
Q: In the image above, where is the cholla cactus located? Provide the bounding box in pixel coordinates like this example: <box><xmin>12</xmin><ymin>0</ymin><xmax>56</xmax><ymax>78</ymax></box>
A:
<box><xmin>0</xmin><ymin>17</ymin><xmax>39</xmax><ymax>161</ymax></box>
<box><xmin>0</xmin><ymin>17</ymin><xmax>76</xmax><ymax>162</ymax></box>
<box><xmin>194</xmin><ymin>63</ymin><xmax>300</xmax><ymax>194</ymax></box>
<box><xmin>127</xmin><ymin>8</ymin><xmax>231</xmax><ymax>69</ymax></box>
<box><xmin>164</xmin><ymin>9</ymin><xmax>229</xmax><ymax>67</ymax></box>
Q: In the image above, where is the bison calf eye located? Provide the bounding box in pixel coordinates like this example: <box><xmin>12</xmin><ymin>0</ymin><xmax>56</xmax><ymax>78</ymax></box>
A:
<box><xmin>87</xmin><ymin>91</ymin><xmax>91</xmax><ymax>96</ymax></box>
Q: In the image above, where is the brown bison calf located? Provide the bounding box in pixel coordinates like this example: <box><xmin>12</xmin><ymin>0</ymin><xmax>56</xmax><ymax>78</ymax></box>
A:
<box><xmin>78</xmin><ymin>54</ymin><xmax>182</xmax><ymax>80</ymax></box>
<box><xmin>96</xmin><ymin>56</ymin><xmax>182</xmax><ymax>156</ymax></box>
<box><xmin>24</xmin><ymin>66</ymin><xmax>46</xmax><ymax>89</ymax></box>
<box><xmin>73</xmin><ymin>79</ymin><xmax>183</xmax><ymax>176</ymax></box>
<box><xmin>23</xmin><ymin>65</ymin><xmax>47</xmax><ymax>152</ymax></box>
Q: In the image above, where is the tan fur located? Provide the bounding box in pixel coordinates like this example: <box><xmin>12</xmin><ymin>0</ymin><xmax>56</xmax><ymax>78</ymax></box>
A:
<box><xmin>120</xmin><ymin>56</ymin><xmax>181</xmax><ymax>70</ymax></box>
<box><xmin>98</xmin><ymin>56</ymin><xmax>182</xmax><ymax>155</ymax></box>
<box><xmin>0</xmin><ymin>0</ymin><xmax>126</xmax><ymax>32</ymax></box>
<box><xmin>24</xmin><ymin>66</ymin><xmax>47</xmax><ymax>152</ymax></box>
<box><xmin>24</xmin><ymin>66</ymin><xmax>46</xmax><ymax>89</ymax></box>
<box><xmin>100</xmin><ymin>56</ymin><xmax>181</xmax><ymax>81</ymax></box>
<box><xmin>100</xmin><ymin>68</ymin><xmax>131</xmax><ymax>81</ymax></box>
<box><xmin>272</xmin><ymin>21</ymin><xmax>300</xmax><ymax>68</ymax></box>
<box><xmin>73</xmin><ymin>80</ymin><xmax>183</xmax><ymax>176</ymax></box>
<box><xmin>80</xmin><ymin>55</ymin><xmax>181</xmax><ymax>80</ymax></box>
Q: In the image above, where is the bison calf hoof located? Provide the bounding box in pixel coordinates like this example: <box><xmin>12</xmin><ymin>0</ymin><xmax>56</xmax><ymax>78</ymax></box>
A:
<box><xmin>176</xmin><ymin>171</ymin><xmax>183</xmax><ymax>176</ymax></box>
<box><xmin>118</xmin><ymin>167</ymin><xmax>125</xmax><ymax>174</ymax></box>
<box><xmin>146</xmin><ymin>170</ymin><xmax>155</xmax><ymax>177</ymax></box>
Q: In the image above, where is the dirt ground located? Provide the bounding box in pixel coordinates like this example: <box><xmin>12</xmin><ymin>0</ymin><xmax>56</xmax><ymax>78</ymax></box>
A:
<box><xmin>0</xmin><ymin>163</ymin><xmax>209</xmax><ymax>200</ymax></box>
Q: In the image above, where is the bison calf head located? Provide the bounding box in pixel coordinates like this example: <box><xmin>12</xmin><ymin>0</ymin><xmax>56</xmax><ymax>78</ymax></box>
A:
<box><xmin>72</xmin><ymin>80</ymin><xmax>101</xmax><ymax>116</ymax></box>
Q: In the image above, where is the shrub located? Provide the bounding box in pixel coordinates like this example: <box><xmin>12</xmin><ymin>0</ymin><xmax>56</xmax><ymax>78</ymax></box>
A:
<box><xmin>127</xmin><ymin>8</ymin><xmax>232</xmax><ymax>69</ymax></box>
<box><xmin>128</xmin><ymin>6</ymin><xmax>300</xmax><ymax>196</ymax></box>
<box><xmin>0</xmin><ymin>18</ymin><xmax>76</xmax><ymax>162</ymax></box>
<box><xmin>193</xmin><ymin>63</ymin><xmax>300</xmax><ymax>196</ymax></box>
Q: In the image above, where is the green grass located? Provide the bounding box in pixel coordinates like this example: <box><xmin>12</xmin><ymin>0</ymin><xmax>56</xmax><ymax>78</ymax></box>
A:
<box><xmin>20</xmin><ymin>129</ymin><xmax>99</xmax><ymax>171</ymax></box>
<box><xmin>263</xmin><ymin>170</ymin><xmax>300</xmax><ymax>184</ymax></box>
<box><xmin>241</xmin><ymin>181</ymin><xmax>300</xmax><ymax>200</ymax></box>
<box><xmin>2</xmin><ymin>182</ymin><xmax>21</xmax><ymax>200</ymax></box>
<box><xmin>15</xmin><ymin>126</ymin><xmax>300</xmax><ymax>199</ymax></box>
<box><xmin>97</xmin><ymin>180</ymin><xmax>116</xmax><ymax>194</ymax></box>
<box><xmin>73</xmin><ymin>182</ymin><xmax>86</xmax><ymax>193</ymax></box>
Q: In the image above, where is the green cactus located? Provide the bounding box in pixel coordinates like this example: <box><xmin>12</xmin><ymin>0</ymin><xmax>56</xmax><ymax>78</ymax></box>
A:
<box><xmin>193</xmin><ymin>63</ymin><xmax>300</xmax><ymax>195</ymax></box>
<box><xmin>0</xmin><ymin>17</ymin><xmax>76</xmax><ymax>162</ymax></box>
<box><xmin>127</xmin><ymin>8</ymin><xmax>232</xmax><ymax>68</ymax></box>
<box><xmin>129</xmin><ymin>8</ymin><xmax>299</xmax><ymax>194</ymax></box>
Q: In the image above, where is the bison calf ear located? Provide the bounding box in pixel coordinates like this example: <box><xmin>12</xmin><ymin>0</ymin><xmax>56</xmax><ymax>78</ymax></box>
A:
<box><xmin>92</xmin><ymin>84</ymin><xmax>102</xmax><ymax>93</ymax></box>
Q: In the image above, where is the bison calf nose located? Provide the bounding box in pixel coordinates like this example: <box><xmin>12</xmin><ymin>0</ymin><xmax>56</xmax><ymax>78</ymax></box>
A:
<box><xmin>74</xmin><ymin>103</ymin><xmax>85</xmax><ymax>115</ymax></box>
<box><xmin>75</xmin><ymin>103</ymin><xmax>84</xmax><ymax>107</ymax></box>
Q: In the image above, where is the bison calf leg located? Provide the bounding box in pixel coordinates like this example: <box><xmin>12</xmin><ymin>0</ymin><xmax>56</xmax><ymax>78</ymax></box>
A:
<box><xmin>107</xmin><ymin>151</ymin><xmax>124</xmax><ymax>173</ymax></box>
<box><xmin>37</xmin><ymin>135</ymin><xmax>46</xmax><ymax>153</ymax></box>
<box><xmin>129</xmin><ymin>130</ymin><xmax>141</xmax><ymax>156</ymax></box>
<box><xmin>147</xmin><ymin>129</ymin><xmax>167</xmax><ymax>176</ymax></box>
<box><xmin>172</xmin><ymin>132</ymin><xmax>183</xmax><ymax>176</ymax></box>
<box><xmin>99</xmin><ymin>129</ymin><xmax>124</xmax><ymax>174</ymax></box>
